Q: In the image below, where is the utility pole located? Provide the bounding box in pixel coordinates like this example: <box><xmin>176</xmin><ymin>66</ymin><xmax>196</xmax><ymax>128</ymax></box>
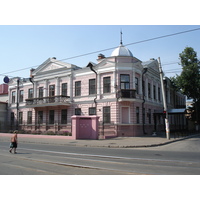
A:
<box><xmin>158</xmin><ymin>57</ymin><xmax>170</xmax><ymax>140</ymax></box>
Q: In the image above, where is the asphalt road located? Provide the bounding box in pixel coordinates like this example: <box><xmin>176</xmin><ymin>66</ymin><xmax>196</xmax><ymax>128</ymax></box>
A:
<box><xmin>0</xmin><ymin>135</ymin><xmax>200</xmax><ymax>175</ymax></box>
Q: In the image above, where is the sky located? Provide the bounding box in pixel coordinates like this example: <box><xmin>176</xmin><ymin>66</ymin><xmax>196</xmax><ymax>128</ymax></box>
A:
<box><xmin>0</xmin><ymin>25</ymin><xmax>200</xmax><ymax>84</ymax></box>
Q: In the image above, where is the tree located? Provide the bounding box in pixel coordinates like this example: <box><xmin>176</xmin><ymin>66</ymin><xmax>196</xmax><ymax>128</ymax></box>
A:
<box><xmin>171</xmin><ymin>47</ymin><xmax>200</xmax><ymax>127</ymax></box>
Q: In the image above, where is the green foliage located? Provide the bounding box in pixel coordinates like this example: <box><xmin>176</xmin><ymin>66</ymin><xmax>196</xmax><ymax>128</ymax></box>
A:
<box><xmin>171</xmin><ymin>47</ymin><xmax>200</xmax><ymax>101</ymax></box>
<box><xmin>171</xmin><ymin>47</ymin><xmax>200</xmax><ymax>124</ymax></box>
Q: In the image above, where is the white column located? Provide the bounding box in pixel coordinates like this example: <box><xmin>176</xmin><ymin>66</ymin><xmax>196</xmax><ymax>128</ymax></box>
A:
<box><xmin>139</xmin><ymin>73</ymin><xmax>143</xmax><ymax>95</ymax></box>
<box><xmin>145</xmin><ymin>77</ymin><xmax>148</xmax><ymax>101</ymax></box>
<box><xmin>132</xmin><ymin>70</ymin><xmax>135</xmax><ymax>89</ymax></box>
<box><xmin>33</xmin><ymin>82</ymin><xmax>37</xmax><ymax>98</ymax></box>
<box><xmin>56</xmin><ymin>77</ymin><xmax>60</xmax><ymax>96</ymax></box>
<box><xmin>45</xmin><ymin>80</ymin><xmax>48</xmax><ymax>97</ymax></box>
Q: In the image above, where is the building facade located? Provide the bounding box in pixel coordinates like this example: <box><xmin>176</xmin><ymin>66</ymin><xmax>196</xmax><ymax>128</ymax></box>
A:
<box><xmin>7</xmin><ymin>43</ymin><xmax>186</xmax><ymax>138</ymax></box>
<box><xmin>0</xmin><ymin>84</ymin><xmax>8</xmax><ymax>132</ymax></box>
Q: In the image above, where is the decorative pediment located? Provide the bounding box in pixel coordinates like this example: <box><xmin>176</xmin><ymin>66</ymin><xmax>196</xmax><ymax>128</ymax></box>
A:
<box><xmin>32</xmin><ymin>58</ymin><xmax>72</xmax><ymax>76</ymax></box>
<box><xmin>41</xmin><ymin>63</ymin><xmax>64</xmax><ymax>72</ymax></box>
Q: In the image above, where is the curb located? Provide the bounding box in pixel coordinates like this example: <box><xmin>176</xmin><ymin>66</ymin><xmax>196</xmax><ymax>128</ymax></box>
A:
<box><xmin>1</xmin><ymin>133</ymin><xmax>199</xmax><ymax>148</ymax></box>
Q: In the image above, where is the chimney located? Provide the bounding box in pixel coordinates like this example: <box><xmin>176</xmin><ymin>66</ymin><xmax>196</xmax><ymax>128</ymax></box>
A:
<box><xmin>98</xmin><ymin>54</ymin><xmax>105</xmax><ymax>59</ymax></box>
<box><xmin>30</xmin><ymin>68</ymin><xmax>35</xmax><ymax>78</ymax></box>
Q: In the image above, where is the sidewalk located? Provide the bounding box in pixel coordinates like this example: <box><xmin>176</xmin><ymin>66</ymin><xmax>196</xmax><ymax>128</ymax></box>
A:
<box><xmin>0</xmin><ymin>133</ymin><xmax>199</xmax><ymax>148</ymax></box>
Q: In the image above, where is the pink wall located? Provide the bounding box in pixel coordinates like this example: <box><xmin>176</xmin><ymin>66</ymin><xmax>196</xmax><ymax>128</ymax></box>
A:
<box><xmin>71</xmin><ymin>115</ymin><xmax>99</xmax><ymax>139</ymax></box>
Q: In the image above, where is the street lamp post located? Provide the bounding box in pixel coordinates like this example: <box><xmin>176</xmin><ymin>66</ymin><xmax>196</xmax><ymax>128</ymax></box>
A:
<box><xmin>158</xmin><ymin>57</ymin><xmax>170</xmax><ymax>140</ymax></box>
<box><xmin>142</xmin><ymin>66</ymin><xmax>148</xmax><ymax>134</ymax></box>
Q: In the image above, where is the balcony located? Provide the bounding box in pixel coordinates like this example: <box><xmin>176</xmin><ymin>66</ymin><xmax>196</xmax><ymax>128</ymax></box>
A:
<box><xmin>117</xmin><ymin>89</ymin><xmax>136</xmax><ymax>100</ymax></box>
<box><xmin>26</xmin><ymin>95</ymin><xmax>70</xmax><ymax>108</ymax></box>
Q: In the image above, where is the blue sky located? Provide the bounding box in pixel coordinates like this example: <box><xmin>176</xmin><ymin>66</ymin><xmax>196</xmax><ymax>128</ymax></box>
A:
<box><xmin>0</xmin><ymin>25</ymin><xmax>200</xmax><ymax>84</ymax></box>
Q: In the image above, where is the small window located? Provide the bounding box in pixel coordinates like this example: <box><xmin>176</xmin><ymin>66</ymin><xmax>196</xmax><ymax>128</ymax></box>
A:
<box><xmin>103</xmin><ymin>77</ymin><xmax>111</xmax><ymax>93</ymax></box>
<box><xmin>153</xmin><ymin>85</ymin><xmax>156</xmax><ymax>100</ymax></box>
<box><xmin>62</xmin><ymin>83</ymin><xmax>67</xmax><ymax>96</ymax></box>
<box><xmin>38</xmin><ymin>111</ymin><xmax>43</xmax><ymax>124</ymax></box>
<box><xmin>61</xmin><ymin>109</ymin><xmax>67</xmax><ymax>124</ymax></box>
<box><xmin>75</xmin><ymin>81</ymin><xmax>81</xmax><ymax>96</ymax></box>
<box><xmin>11</xmin><ymin>112</ymin><xmax>14</xmax><ymax>125</ymax></box>
<box><xmin>12</xmin><ymin>91</ymin><xmax>16</xmax><ymax>103</ymax></box>
<box><xmin>28</xmin><ymin>88</ymin><xmax>33</xmax><ymax>99</ymax></box>
<box><xmin>148</xmin><ymin>83</ymin><xmax>151</xmax><ymax>98</ymax></box>
<box><xmin>158</xmin><ymin>87</ymin><xmax>161</xmax><ymax>101</ymax></box>
<box><xmin>49</xmin><ymin>110</ymin><xmax>54</xmax><ymax>124</ymax></box>
<box><xmin>75</xmin><ymin>108</ymin><xmax>81</xmax><ymax>115</ymax></box>
<box><xmin>19</xmin><ymin>112</ymin><xmax>23</xmax><ymax>124</ymax></box>
<box><xmin>148</xmin><ymin>109</ymin><xmax>151</xmax><ymax>124</ymax></box>
<box><xmin>39</xmin><ymin>87</ymin><xmax>43</xmax><ymax>98</ymax></box>
<box><xmin>89</xmin><ymin>107</ymin><xmax>96</xmax><ymax>115</ymax></box>
<box><xmin>135</xmin><ymin>77</ymin><xmax>139</xmax><ymax>94</ymax></box>
<box><xmin>27</xmin><ymin>111</ymin><xmax>32</xmax><ymax>124</ymax></box>
<box><xmin>136</xmin><ymin>107</ymin><xmax>140</xmax><ymax>124</ymax></box>
<box><xmin>19</xmin><ymin>90</ymin><xmax>24</xmax><ymax>102</ymax></box>
<box><xmin>103</xmin><ymin>106</ymin><xmax>110</xmax><ymax>123</ymax></box>
<box><xmin>120</xmin><ymin>74</ymin><xmax>130</xmax><ymax>89</ymax></box>
<box><xmin>49</xmin><ymin>85</ymin><xmax>55</xmax><ymax>97</ymax></box>
<box><xmin>89</xmin><ymin>79</ymin><xmax>96</xmax><ymax>95</ymax></box>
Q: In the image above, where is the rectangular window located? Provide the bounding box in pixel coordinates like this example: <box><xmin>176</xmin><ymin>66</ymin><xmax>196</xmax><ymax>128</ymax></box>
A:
<box><xmin>148</xmin><ymin>109</ymin><xmax>151</xmax><ymax>124</ymax></box>
<box><xmin>135</xmin><ymin>77</ymin><xmax>139</xmax><ymax>94</ymax></box>
<box><xmin>148</xmin><ymin>83</ymin><xmax>151</xmax><ymax>98</ymax></box>
<box><xmin>89</xmin><ymin>79</ymin><xmax>96</xmax><ymax>95</ymax></box>
<box><xmin>136</xmin><ymin>107</ymin><xmax>140</xmax><ymax>124</ymax></box>
<box><xmin>75</xmin><ymin>108</ymin><xmax>81</xmax><ymax>115</ymax></box>
<box><xmin>62</xmin><ymin>83</ymin><xmax>67</xmax><ymax>96</ymax></box>
<box><xmin>143</xmin><ymin>108</ymin><xmax>145</xmax><ymax>124</ymax></box>
<box><xmin>11</xmin><ymin>112</ymin><xmax>14</xmax><ymax>125</ymax></box>
<box><xmin>19</xmin><ymin>90</ymin><xmax>24</xmax><ymax>102</ymax></box>
<box><xmin>158</xmin><ymin>87</ymin><xmax>161</xmax><ymax>101</ymax></box>
<box><xmin>49</xmin><ymin>110</ymin><xmax>54</xmax><ymax>124</ymax></box>
<box><xmin>28</xmin><ymin>88</ymin><xmax>33</xmax><ymax>99</ymax></box>
<box><xmin>38</xmin><ymin>111</ymin><xmax>43</xmax><ymax>124</ymax></box>
<box><xmin>89</xmin><ymin>107</ymin><xmax>96</xmax><ymax>115</ymax></box>
<box><xmin>103</xmin><ymin>106</ymin><xmax>110</xmax><ymax>123</ymax></box>
<box><xmin>49</xmin><ymin>85</ymin><xmax>55</xmax><ymax>97</ymax></box>
<box><xmin>153</xmin><ymin>85</ymin><xmax>156</xmax><ymax>100</ymax></box>
<box><xmin>120</xmin><ymin>74</ymin><xmax>130</xmax><ymax>89</ymax></box>
<box><xmin>12</xmin><ymin>91</ymin><xmax>16</xmax><ymax>103</ymax></box>
<box><xmin>142</xmin><ymin>80</ymin><xmax>145</xmax><ymax>97</ymax></box>
<box><xmin>39</xmin><ymin>87</ymin><xmax>43</xmax><ymax>98</ymax></box>
<box><xmin>61</xmin><ymin>109</ymin><xmax>67</xmax><ymax>124</ymax></box>
<box><xmin>19</xmin><ymin>112</ymin><xmax>23</xmax><ymax>124</ymax></box>
<box><xmin>75</xmin><ymin>81</ymin><xmax>81</xmax><ymax>96</ymax></box>
<box><xmin>27</xmin><ymin>111</ymin><xmax>32</xmax><ymax>124</ymax></box>
<box><xmin>103</xmin><ymin>77</ymin><xmax>111</xmax><ymax>93</ymax></box>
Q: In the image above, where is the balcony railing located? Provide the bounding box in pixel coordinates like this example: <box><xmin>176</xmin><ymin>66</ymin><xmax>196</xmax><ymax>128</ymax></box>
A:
<box><xmin>117</xmin><ymin>89</ymin><xmax>136</xmax><ymax>99</ymax></box>
<box><xmin>26</xmin><ymin>95</ymin><xmax>70</xmax><ymax>107</ymax></box>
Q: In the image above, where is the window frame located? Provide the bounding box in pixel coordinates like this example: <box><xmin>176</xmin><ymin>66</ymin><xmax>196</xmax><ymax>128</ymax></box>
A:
<box><xmin>12</xmin><ymin>91</ymin><xmax>16</xmax><ymax>103</ymax></box>
<box><xmin>27</xmin><ymin>111</ymin><xmax>32</xmax><ymax>124</ymax></box>
<box><xmin>89</xmin><ymin>107</ymin><xmax>96</xmax><ymax>115</ymax></box>
<box><xmin>49</xmin><ymin>110</ymin><xmax>54</xmax><ymax>124</ymax></box>
<box><xmin>61</xmin><ymin>109</ymin><xmax>68</xmax><ymax>124</ymax></box>
<box><xmin>103</xmin><ymin>106</ymin><xmax>111</xmax><ymax>123</ymax></box>
<box><xmin>62</xmin><ymin>83</ymin><xmax>68</xmax><ymax>96</ymax></box>
<box><xmin>75</xmin><ymin>81</ymin><xmax>81</xmax><ymax>96</ymax></box>
<box><xmin>49</xmin><ymin>85</ymin><xmax>55</xmax><ymax>97</ymax></box>
<box><xmin>89</xmin><ymin>79</ymin><xmax>96</xmax><ymax>95</ymax></box>
<box><xmin>28</xmin><ymin>88</ymin><xmax>33</xmax><ymax>99</ymax></box>
<box><xmin>120</xmin><ymin>74</ymin><xmax>130</xmax><ymax>89</ymax></box>
<box><xmin>103</xmin><ymin>77</ymin><xmax>111</xmax><ymax>93</ymax></box>
<box><xmin>38</xmin><ymin>111</ymin><xmax>43</xmax><ymax>124</ymax></box>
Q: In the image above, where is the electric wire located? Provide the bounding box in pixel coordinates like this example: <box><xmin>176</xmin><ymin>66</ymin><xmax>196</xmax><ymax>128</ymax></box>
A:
<box><xmin>1</xmin><ymin>27</ymin><xmax>200</xmax><ymax>79</ymax></box>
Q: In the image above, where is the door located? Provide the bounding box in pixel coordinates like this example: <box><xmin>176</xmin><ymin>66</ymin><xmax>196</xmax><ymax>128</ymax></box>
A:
<box><xmin>122</xmin><ymin>107</ymin><xmax>129</xmax><ymax>124</ymax></box>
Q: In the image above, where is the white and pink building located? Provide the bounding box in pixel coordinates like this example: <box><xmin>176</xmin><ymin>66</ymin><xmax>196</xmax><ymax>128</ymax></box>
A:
<box><xmin>7</xmin><ymin>42</ymin><xmax>186</xmax><ymax>138</ymax></box>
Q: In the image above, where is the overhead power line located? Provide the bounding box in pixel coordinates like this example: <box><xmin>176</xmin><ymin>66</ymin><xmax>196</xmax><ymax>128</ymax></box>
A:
<box><xmin>1</xmin><ymin>27</ymin><xmax>200</xmax><ymax>78</ymax></box>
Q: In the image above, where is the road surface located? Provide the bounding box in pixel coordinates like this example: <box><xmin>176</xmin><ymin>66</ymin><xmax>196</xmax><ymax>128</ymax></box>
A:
<box><xmin>0</xmin><ymin>135</ymin><xmax>200</xmax><ymax>175</ymax></box>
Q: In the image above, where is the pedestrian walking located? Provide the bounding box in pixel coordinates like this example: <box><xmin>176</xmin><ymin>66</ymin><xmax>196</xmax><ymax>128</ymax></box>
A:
<box><xmin>9</xmin><ymin>130</ymin><xmax>18</xmax><ymax>154</ymax></box>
